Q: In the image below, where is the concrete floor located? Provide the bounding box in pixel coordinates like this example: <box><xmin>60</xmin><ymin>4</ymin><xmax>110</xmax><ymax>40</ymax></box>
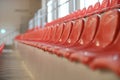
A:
<box><xmin>0</xmin><ymin>49</ymin><xmax>33</xmax><ymax>80</ymax></box>
<box><xmin>0</xmin><ymin>42</ymin><xmax>119</xmax><ymax>80</ymax></box>
<box><xmin>16</xmin><ymin>42</ymin><xmax>120</xmax><ymax>80</ymax></box>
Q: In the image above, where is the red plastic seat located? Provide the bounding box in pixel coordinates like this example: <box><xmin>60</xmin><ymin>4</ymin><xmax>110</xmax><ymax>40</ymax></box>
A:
<box><xmin>64</xmin><ymin>14</ymin><xmax>99</xmax><ymax>49</ymax></box>
<box><xmin>38</xmin><ymin>23</ymin><xmax>64</xmax><ymax>51</ymax></box>
<box><xmin>53</xmin><ymin>14</ymin><xmax>99</xmax><ymax>57</ymax></box>
<box><xmin>66</xmin><ymin>8</ymin><xmax>119</xmax><ymax>61</ymax></box>
<box><xmin>89</xmin><ymin>17</ymin><xmax>119</xmax><ymax>74</ymax></box>
<box><xmin>30</xmin><ymin>29</ymin><xmax>42</xmax><ymax>41</ymax></box>
<box><xmin>75</xmin><ymin>9</ymin><xmax>81</xmax><ymax>18</ymax></box>
<box><xmin>78</xmin><ymin>14</ymin><xmax>99</xmax><ymax>48</ymax></box>
<box><xmin>100</xmin><ymin>0</ymin><xmax>110</xmax><ymax>12</ymax></box>
<box><xmin>22</xmin><ymin>29</ymin><xmax>44</xmax><ymax>46</ymax></box>
<box><xmin>58</xmin><ymin>21</ymin><xmax>73</xmax><ymax>44</ymax></box>
<box><xmin>39</xmin><ymin>29</ymin><xmax>45</xmax><ymax>41</ymax></box>
<box><xmin>42</xmin><ymin>24</ymin><xmax>58</xmax><ymax>45</ymax></box>
<box><xmin>68</xmin><ymin>9</ymin><xmax>120</xmax><ymax>67</ymax></box>
<box><xmin>53</xmin><ymin>19</ymin><xmax>84</xmax><ymax>56</ymax></box>
<box><xmin>51</xmin><ymin>25</ymin><xmax>58</xmax><ymax>43</ymax></box>
<box><xmin>78</xmin><ymin>8</ymin><xmax>86</xmax><ymax>18</ymax></box>
<box><xmin>36</xmin><ymin>28</ymin><xmax>49</xmax><ymax>49</ymax></box>
<box><xmin>65</xmin><ymin>19</ymin><xmax>84</xmax><ymax>47</ymax></box>
<box><xmin>28</xmin><ymin>29</ymin><xmax>43</xmax><ymax>46</ymax></box>
<box><xmin>68</xmin><ymin>9</ymin><xmax>120</xmax><ymax>71</ymax></box>
<box><xmin>90</xmin><ymin>55</ymin><xmax>120</xmax><ymax>76</ymax></box>
<box><xmin>93</xmin><ymin>2</ymin><xmax>101</xmax><ymax>13</ymax></box>
<box><xmin>40</xmin><ymin>26</ymin><xmax>59</xmax><ymax>50</ymax></box>
<box><xmin>54</xmin><ymin>23</ymin><xmax>64</xmax><ymax>43</ymax></box>
<box><xmin>86</xmin><ymin>5</ymin><xmax>94</xmax><ymax>16</ymax></box>
<box><xmin>42</xmin><ymin>26</ymin><xmax>58</xmax><ymax>51</ymax></box>
<box><xmin>37</xmin><ymin>28</ymin><xmax>52</xmax><ymax>50</ymax></box>
<box><xmin>44</xmin><ymin>27</ymin><xmax>52</xmax><ymax>42</ymax></box>
<box><xmin>110</xmin><ymin>0</ymin><xmax>120</xmax><ymax>8</ymax></box>
<box><xmin>67</xmin><ymin>14</ymin><xmax>99</xmax><ymax>63</ymax></box>
<box><xmin>90</xmin><ymin>9</ymin><xmax>120</xmax><ymax>50</ymax></box>
<box><xmin>45</xmin><ymin>19</ymin><xmax>83</xmax><ymax>54</ymax></box>
<box><xmin>42</xmin><ymin>28</ymin><xmax>49</xmax><ymax>42</ymax></box>
<box><xmin>51</xmin><ymin>21</ymin><xmax>73</xmax><ymax>54</ymax></box>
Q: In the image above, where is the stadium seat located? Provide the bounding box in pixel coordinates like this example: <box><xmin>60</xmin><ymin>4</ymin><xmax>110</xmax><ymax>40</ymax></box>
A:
<box><xmin>53</xmin><ymin>19</ymin><xmax>84</xmax><ymax>57</ymax></box>
<box><xmin>110</xmin><ymin>0</ymin><xmax>120</xmax><ymax>8</ymax></box>
<box><xmin>90</xmin><ymin>9</ymin><xmax>120</xmax><ymax>51</ymax></box>
<box><xmin>100</xmin><ymin>0</ymin><xmax>110</xmax><ymax>12</ymax></box>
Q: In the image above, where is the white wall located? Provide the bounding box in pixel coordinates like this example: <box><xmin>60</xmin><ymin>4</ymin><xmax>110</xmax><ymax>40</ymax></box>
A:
<box><xmin>0</xmin><ymin>0</ymin><xmax>41</xmax><ymax>45</ymax></box>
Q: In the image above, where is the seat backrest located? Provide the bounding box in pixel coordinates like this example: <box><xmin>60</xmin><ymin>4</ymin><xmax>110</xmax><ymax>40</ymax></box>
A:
<box><xmin>79</xmin><ymin>8</ymin><xmax>86</xmax><ymax>18</ymax></box>
<box><xmin>75</xmin><ymin>9</ymin><xmax>81</xmax><ymax>18</ymax></box>
<box><xmin>37</xmin><ymin>29</ymin><xmax>44</xmax><ymax>41</ymax></box>
<box><xmin>42</xmin><ymin>28</ymin><xmax>48</xmax><ymax>41</ymax></box>
<box><xmin>86</xmin><ymin>5</ymin><xmax>94</xmax><ymax>16</ymax></box>
<box><xmin>94</xmin><ymin>2</ymin><xmax>101</xmax><ymax>13</ymax></box>
<box><xmin>65</xmin><ymin>19</ymin><xmax>84</xmax><ymax>46</ymax></box>
<box><xmin>79</xmin><ymin>14</ymin><xmax>99</xmax><ymax>46</ymax></box>
<box><xmin>45</xmin><ymin>27</ymin><xmax>52</xmax><ymax>42</ymax></box>
<box><xmin>92</xmin><ymin>9</ymin><xmax>120</xmax><ymax>48</ymax></box>
<box><xmin>58</xmin><ymin>21</ymin><xmax>73</xmax><ymax>44</ymax></box>
<box><xmin>110</xmin><ymin>0</ymin><xmax>120</xmax><ymax>8</ymax></box>
<box><xmin>54</xmin><ymin>23</ymin><xmax>64</xmax><ymax>43</ymax></box>
<box><xmin>23</xmin><ymin>31</ymin><xmax>33</xmax><ymax>41</ymax></box>
<box><xmin>100</xmin><ymin>0</ymin><xmax>110</xmax><ymax>10</ymax></box>
<box><xmin>37</xmin><ymin>29</ymin><xmax>43</xmax><ymax>41</ymax></box>
<box><xmin>29</xmin><ymin>29</ymin><xmax>42</xmax><ymax>41</ymax></box>
<box><xmin>51</xmin><ymin>25</ymin><xmax>58</xmax><ymax>42</ymax></box>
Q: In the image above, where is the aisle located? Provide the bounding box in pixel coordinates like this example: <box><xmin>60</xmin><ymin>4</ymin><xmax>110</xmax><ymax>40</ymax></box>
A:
<box><xmin>0</xmin><ymin>49</ymin><xmax>34</xmax><ymax>80</ymax></box>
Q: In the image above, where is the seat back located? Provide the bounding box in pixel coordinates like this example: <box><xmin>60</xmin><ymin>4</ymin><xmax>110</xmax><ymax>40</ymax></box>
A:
<box><xmin>42</xmin><ymin>28</ymin><xmax>48</xmax><ymax>41</ymax></box>
<box><xmin>51</xmin><ymin>25</ymin><xmax>58</xmax><ymax>42</ymax></box>
<box><xmin>58</xmin><ymin>21</ymin><xmax>73</xmax><ymax>44</ymax></box>
<box><xmin>79</xmin><ymin>14</ymin><xmax>99</xmax><ymax>47</ymax></box>
<box><xmin>79</xmin><ymin>8</ymin><xmax>86</xmax><ymax>18</ymax></box>
<box><xmin>66</xmin><ymin>19</ymin><xmax>84</xmax><ymax>46</ymax></box>
<box><xmin>38</xmin><ymin>29</ymin><xmax>44</xmax><ymax>41</ymax></box>
<box><xmin>54</xmin><ymin>23</ymin><xmax>64</xmax><ymax>43</ymax></box>
<box><xmin>86</xmin><ymin>5</ymin><xmax>94</xmax><ymax>16</ymax></box>
<box><xmin>92</xmin><ymin>9</ymin><xmax>120</xmax><ymax>49</ymax></box>
<box><xmin>29</xmin><ymin>29</ymin><xmax>42</xmax><ymax>41</ymax></box>
<box><xmin>45</xmin><ymin>27</ymin><xmax>52</xmax><ymax>42</ymax></box>
<box><xmin>94</xmin><ymin>2</ymin><xmax>101</xmax><ymax>13</ymax></box>
<box><xmin>100</xmin><ymin>0</ymin><xmax>110</xmax><ymax>11</ymax></box>
<box><xmin>110</xmin><ymin>0</ymin><xmax>120</xmax><ymax>8</ymax></box>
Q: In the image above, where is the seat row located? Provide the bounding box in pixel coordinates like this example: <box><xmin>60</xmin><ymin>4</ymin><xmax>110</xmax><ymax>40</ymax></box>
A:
<box><xmin>15</xmin><ymin>0</ymin><xmax>120</xmax><ymax>76</ymax></box>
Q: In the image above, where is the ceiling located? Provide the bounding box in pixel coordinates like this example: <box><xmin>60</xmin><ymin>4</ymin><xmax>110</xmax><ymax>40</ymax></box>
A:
<box><xmin>0</xmin><ymin>0</ymin><xmax>41</xmax><ymax>31</ymax></box>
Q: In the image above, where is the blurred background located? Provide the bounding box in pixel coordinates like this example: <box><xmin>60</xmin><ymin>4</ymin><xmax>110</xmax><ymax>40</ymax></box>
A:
<box><xmin>0</xmin><ymin>0</ymin><xmax>100</xmax><ymax>46</ymax></box>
